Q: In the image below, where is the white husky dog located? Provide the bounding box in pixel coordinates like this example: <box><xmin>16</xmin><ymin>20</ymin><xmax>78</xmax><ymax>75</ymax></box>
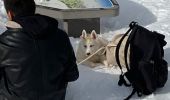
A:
<box><xmin>76</xmin><ymin>30</ymin><xmax>109</xmax><ymax>68</ymax></box>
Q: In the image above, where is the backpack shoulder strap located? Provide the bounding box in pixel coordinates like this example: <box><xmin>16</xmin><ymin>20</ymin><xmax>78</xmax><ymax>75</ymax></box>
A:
<box><xmin>124</xmin><ymin>23</ymin><xmax>138</xmax><ymax>71</ymax></box>
<box><xmin>115</xmin><ymin>21</ymin><xmax>137</xmax><ymax>73</ymax></box>
<box><xmin>115</xmin><ymin>29</ymin><xmax>131</xmax><ymax>73</ymax></box>
<box><xmin>124</xmin><ymin>35</ymin><xmax>131</xmax><ymax>71</ymax></box>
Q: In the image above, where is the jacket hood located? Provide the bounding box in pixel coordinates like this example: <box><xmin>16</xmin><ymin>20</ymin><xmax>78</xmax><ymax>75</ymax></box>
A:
<box><xmin>13</xmin><ymin>14</ymin><xmax>58</xmax><ymax>36</ymax></box>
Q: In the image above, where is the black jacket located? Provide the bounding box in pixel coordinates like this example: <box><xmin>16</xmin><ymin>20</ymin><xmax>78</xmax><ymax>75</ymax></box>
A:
<box><xmin>0</xmin><ymin>14</ymin><xmax>79</xmax><ymax>100</ymax></box>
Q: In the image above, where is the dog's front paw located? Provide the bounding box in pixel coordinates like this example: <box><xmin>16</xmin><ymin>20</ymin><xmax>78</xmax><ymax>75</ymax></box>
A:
<box><xmin>89</xmin><ymin>63</ymin><xmax>98</xmax><ymax>68</ymax></box>
<box><xmin>103</xmin><ymin>60</ymin><xmax>109</xmax><ymax>67</ymax></box>
<box><xmin>81</xmin><ymin>61</ymin><xmax>97</xmax><ymax>68</ymax></box>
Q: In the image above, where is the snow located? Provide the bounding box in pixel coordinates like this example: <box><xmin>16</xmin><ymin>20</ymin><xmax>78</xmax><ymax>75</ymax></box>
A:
<box><xmin>0</xmin><ymin>0</ymin><xmax>170</xmax><ymax>100</ymax></box>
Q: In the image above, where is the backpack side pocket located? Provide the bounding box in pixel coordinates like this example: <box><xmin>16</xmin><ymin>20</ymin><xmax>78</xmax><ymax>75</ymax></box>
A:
<box><xmin>138</xmin><ymin>60</ymin><xmax>156</xmax><ymax>94</ymax></box>
<box><xmin>156</xmin><ymin>59</ymin><xmax>168</xmax><ymax>87</ymax></box>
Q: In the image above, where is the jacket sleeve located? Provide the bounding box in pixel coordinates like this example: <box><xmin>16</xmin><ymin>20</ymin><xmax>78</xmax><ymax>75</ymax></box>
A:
<box><xmin>64</xmin><ymin>33</ymin><xmax>79</xmax><ymax>82</ymax></box>
<box><xmin>0</xmin><ymin>43</ymin><xmax>3</xmax><ymax>80</ymax></box>
<box><xmin>0</xmin><ymin>37</ymin><xmax>9</xmax><ymax>82</ymax></box>
<box><xmin>0</xmin><ymin>40</ymin><xmax>8</xmax><ymax>68</ymax></box>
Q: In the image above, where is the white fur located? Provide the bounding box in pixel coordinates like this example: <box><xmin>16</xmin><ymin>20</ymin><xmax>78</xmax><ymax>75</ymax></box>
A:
<box><xmin>76</xmin><ymin>30</ymin><xmax>108</xmax><ymax>68</ymax></box>
<box><xmin>106</xmin><ymin>33</ymin><xmax>129</xmax><ymax>68</ymax></box>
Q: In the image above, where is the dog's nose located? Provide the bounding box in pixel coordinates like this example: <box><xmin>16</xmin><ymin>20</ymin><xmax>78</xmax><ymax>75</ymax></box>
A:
<box><xmin>86</xmin><ymin>53</ymin><xmax>91</xmax><ymax>56</ymax></box>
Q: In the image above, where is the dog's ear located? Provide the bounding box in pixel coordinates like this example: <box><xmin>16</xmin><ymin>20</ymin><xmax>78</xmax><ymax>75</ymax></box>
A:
<box><xmin>91</xmin><ymin>30</ymin><xmax>97</xmax><ymax>39</ymax></box>
<box><xmin>80</xmin><ymin>30</ymin><xmax>87</xmax><ymax>39</ymax></box>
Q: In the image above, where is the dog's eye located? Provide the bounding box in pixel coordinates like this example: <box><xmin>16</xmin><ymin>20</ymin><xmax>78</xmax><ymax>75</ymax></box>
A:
<box><xmin>84</xmin><ymin>45</ymin><xmax>87</xmax><ymax>48</ymax></box>
<box><xmin>90</xmin><ymin>45</ymin><xmax>94</xmax><ymax>47</ymax></box>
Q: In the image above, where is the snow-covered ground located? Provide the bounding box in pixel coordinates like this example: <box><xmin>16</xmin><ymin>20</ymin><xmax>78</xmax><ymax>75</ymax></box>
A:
<box><xmin>0</xmin><ymin>0</ymin><xmax>170</xmax><ymax>100</ymax></box>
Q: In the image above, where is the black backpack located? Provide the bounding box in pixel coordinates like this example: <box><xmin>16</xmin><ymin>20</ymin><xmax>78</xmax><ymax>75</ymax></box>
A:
<box><xmin>115</xmin><ymin>21</ymin><xmax>168</xmax><ymax>100</ymax></box>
